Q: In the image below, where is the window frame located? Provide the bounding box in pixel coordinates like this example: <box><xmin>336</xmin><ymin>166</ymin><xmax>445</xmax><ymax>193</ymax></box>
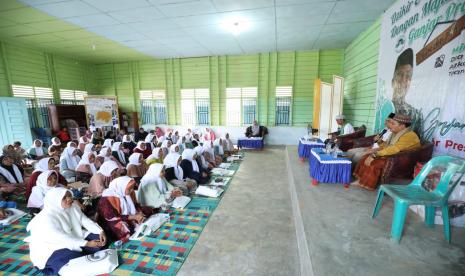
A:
<box><xmin>225</xmin><ymin>87</ymin><xmax>258</xmax><ymax>126</ymax></box>
<box><xmin>139</xmin><ymin>90</ymin><xmax>168</xmax><ymax>125</ymax></box>
<box><xmin>275</xmin><ymin>86</ymin><xmax>293</xmax><ymax>126</ymax></box>
<box><xmin>180</xmin><ymin>88</ymin><xmax>210</xmax><ymax>126</ymax></box>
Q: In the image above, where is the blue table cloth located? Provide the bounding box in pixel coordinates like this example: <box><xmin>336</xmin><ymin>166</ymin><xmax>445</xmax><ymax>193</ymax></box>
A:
<box><xmin>237</xmin><ymin>138</ymin><xmax>264</xmax><ymax>149</ymax></box>
<box><xmin>309</xmin><ymin>148</ymin><xmax>352</xmax><ymax>184</ymax></box>
<box><xmin>298</xmin><ymin>138</ymin><xmax>325</xmax><ymax>159</ymax></box>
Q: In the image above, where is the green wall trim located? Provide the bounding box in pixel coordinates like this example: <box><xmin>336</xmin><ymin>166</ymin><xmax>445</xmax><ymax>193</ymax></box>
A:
<box><xmin>0</xmin><ymin>42</ymin><xmax>13</xmax><ymax>97</ymax></box>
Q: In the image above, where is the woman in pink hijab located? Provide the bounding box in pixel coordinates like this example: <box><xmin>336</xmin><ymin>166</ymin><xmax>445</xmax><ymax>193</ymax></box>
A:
<box><xmin>203</xmin><ymin>128</ymin><xmax>216</xmax><ymax>142</ymax></box>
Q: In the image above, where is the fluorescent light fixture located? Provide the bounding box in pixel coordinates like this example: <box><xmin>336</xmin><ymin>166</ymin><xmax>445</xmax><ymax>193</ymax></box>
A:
<box><xmin>220</xmin><ymin>17</ymin><xmax>251</xmax><ymax>36</ymax></box>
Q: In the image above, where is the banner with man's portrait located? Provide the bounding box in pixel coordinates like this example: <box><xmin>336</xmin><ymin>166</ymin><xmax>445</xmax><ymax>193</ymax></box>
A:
<box><xmin>375</xmin><ymin>0</ymin><xmax>465</xmax><ymax>158</ymax></box>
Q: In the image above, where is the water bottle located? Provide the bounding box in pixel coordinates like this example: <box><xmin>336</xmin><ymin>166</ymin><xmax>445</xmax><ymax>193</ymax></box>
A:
<box><xmin>332</xmin><ymin>148</ymin><xmax>338</xmax><ymax>158</ymax></box>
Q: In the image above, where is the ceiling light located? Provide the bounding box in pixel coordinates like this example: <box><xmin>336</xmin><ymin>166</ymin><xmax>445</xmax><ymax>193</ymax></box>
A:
<box><xmin>220</xmin><ymin>17</ymin><xmax>251</xmax><ymax>36</ymax></box>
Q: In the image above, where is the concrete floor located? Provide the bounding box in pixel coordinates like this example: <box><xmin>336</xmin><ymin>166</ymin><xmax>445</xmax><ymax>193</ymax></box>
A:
<box><xmin>178</xmin><ymin>146</ymin><xmax>465</xmax><ymax>276</ymax></box>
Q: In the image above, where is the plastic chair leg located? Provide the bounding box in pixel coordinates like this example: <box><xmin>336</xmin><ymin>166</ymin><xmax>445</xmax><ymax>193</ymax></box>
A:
<box><xmin>372</xmin><ymin>189</ymin><xmax>385</xmax><ymax>219</ymax></box>
<box><xmin>425</xmin><ymin>205</ymin><xmax>436</xmax><ymax>228</ymax></box>
<box><xmin>390</xmin><ymin>200</ymin><xmax>408</xmax><ymax>243</ymax></box>
<box><xmin>441</xmin><ymin>205</ymin><xmax>451</xmax><ymax>243</ymax></box>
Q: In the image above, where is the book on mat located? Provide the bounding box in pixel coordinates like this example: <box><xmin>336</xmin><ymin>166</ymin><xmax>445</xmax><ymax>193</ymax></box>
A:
<box><xmin>210</xmin><ymin>177</ymin><xmax>230</xmax><ymax>187</ymax></box>
<box><xmin>0</xmin><ymin>208</ymin><xmax>26</xmax><ymax>225</ymax></box>
<box><xmin>211</xmin><ymin>168</ymin><xmax>234</xmax><ymax>176</ymax></box>
<box><xmin>195</xmin><ymin>186</ymin><xmax>224</xmax><ymax>198</ymax></box>
<box><xmin>129</xmin><ymin>213</ymin><xmax>170</xmax><ymax>240</ymax></box>
<box><xmin>219</xmin><ymin>163</ymin><xmax>231</xmax><ymax>169</ymax></box>
<box><xmin>172</xmin><ymin>196</ymin><xmax>191</xmax><ymax>209</ymax></box>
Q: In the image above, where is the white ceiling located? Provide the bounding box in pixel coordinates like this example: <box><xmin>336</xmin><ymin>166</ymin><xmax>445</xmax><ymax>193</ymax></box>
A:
<box><xmin>18</xmin><ymin>0</ymin><xmax>396</xmax><ymax>59</ymax></box>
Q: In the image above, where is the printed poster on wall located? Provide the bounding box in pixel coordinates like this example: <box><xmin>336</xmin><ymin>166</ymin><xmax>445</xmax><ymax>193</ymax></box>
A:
<box><xmin>84</xmin><ymin>96</ymin><xmax>119</xmax><ymax>130</ymax></box>
<box><xmin>375</xmin><ymin>0</ymin><xmax>465</xmax><ymax>158</ymax></box>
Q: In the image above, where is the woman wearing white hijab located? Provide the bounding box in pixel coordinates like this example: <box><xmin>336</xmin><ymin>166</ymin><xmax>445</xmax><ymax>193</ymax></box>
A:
<box><xmin>28</xmin><ymin>139</ymin><xmax>48</xmax><ymax>160</ymax></box>
<box><xmin>88</xmin><ymin>161</ymin><xmax>119</xmax><ymax>197</ymax></box>
<box><xmin>136</xmin><ymin>163</ymin><xmax>182</xmax><ymax>208</ymax></box>
<box><xmin>26</xmin><ymin>187</ymin><xmax>106</xmax><ymax>275</ymax></box>
<box><xmin>51</xmin><ymin>137</ymin><xmax>61</xmax><ymax>146</ymax></box>
<box><xmin>133</xmin><ymin>141</ymin><xmax>151</xmax><ymax>159</ymax></box>
<box><xmin>160</xmin><ymin>140</ymin><xmax>172</xmax><ymax>158</ymax></box>
<box><xmin>75</xmin><ymin>152</ymin><xmax>97</xmax><ymax>183</ymax></box>
<box><xmin>98</xmin><ymin>176</ymin><xmax>155</xmax><ymax>241</ymax></box>
<box><xmin>126</xmin><ymin>152</ymin><xmax>147</xmax><ymax>180</ymax></box>
<box><xmin>222</xmin><ymin>133</ymin><xmax>237</xmax><ymax>155</ymax></box>
<box><xmin>213</xmin><ymin>138</ymin><xmax>225</xmax><ymax>156</ymax></box>
<box><xmin>122</xmin><ymin>134</ymin><xmax>136</xmax><ymax>153</ymax></box>
<box><xmin>28</xmin><ymin>157</ymin><xmax>67</xmax><ymax>201</ymax></box>
<box><xmin>111</xmin><ymin>142</ymin><xmax>127</xmax><ymax>165</ymax></box>
<box><xmin>103</xmin><ymin>139</ymin><xmax>113</xmax><ymax>149</ymax></box>
<box><xmin>195</xmin><ymin>145</ymin><xmax>210</xmax><ymax>170</ymax></box>
<box><xmin>96</xmin><ymin>146</ymin><xmax>124</xmax><ymax>171</ymax></box>
<box><xmin>180</xmin><ymin>149</ymin><xmax>208</xmax><ymax>184</ymax></box>
<box><xmin>83</xmin><ymin>143</ymin><xmax>96</xmax><ymax>154</ymax></box>
<box><xmin>59</xmin><ymin>147</ymin><xmax>80</xmax><ymax>181</ymax></box>
<box><xmin>27</xmin><ymin>170</ymin><xmax>63</xmax><ymax>210</ymax></box>
<box><xmin>146</xmin><ymin>147</ymin><xmax>163</xmax><ymax>166</ymax></box>
<box><xmin>203</xmin><ymin>140</ymin><xmax>218</xmax><ymax>166</ymax></box>
<box><xmin>164</xmin><ymin>153</ymin><xmax>197</xmax><ymax>195</ymax></box>
<box><xmin>144</xmin><ymin>133</ymin><xmax>157</xmax><ymax>150</ymax></box>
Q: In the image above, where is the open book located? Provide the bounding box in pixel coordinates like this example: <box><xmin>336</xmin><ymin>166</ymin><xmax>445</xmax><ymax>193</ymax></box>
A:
<box><xmin>67</xmin><ymin>181</ymin><xmax>90</xmax><ymax>189</ymax></box>
<box><xmin>129</xmin><ymin>213</ymin><xmax>170</xmax><ymax>240</ymax></box>
<box><xmin>219</xmin><ymin>163</ymin><xmax>231</xmax><ymax>169</ymax></box>
<box><xmin>195</xmin><ymin>186</ymin><xmax>224</xmax><ymax>198</ymax></box>
<box><xmin>172</xmin><ymin>196</ymin><xmax>191</xmax><ymax>209</ymax></box>
<box><xmin>211</xmin><ymin>168</ymin><xmax>235</xmax><ymax>176</ymax></box>
<box><xmin>0</xmin><ymin>208</ymin><xmax>26</xmax><ymax>225</ymax></box>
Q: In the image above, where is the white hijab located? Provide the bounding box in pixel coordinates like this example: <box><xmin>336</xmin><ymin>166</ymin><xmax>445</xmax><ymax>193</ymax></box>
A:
<box><xmin>84</xmin><ymin>143</ymin><xmax>95</xmax><ymax>153</ymax></box>
<box><xmin>147</xmin><ymin>147</ymin><xmax>162</xmax><ymax>161</ymax></box>
<box><xmin>51</xmin><ymin>137</ymin><xmax>61</xmax><ymax>146</ymax></box>
<box><xmin>97</xmin><ymin>160</ymin><xmax>119</xmax><ymax>177</ymax></box>
<box><xmin>223</xmin><ymin>134</ymin><xmax>234</xmax><ymax>151</ymax></box>
<box><xmin>161</xmin><ymin>140</ymin><xmax>170</xmax><ymax>149</ymax></box>
<box><xmin>182</xmin><ymin>149</ymin><xmax>199</xmax><ymax>173</ymax></box>
<box><xmin>195</xmin><ymin>145</ymin><xmax>208</xmax><ymax>168</ymax></box>
<box><xmin>27</xmin><ymin>170</ymin><xmax>57</xmax><ymax>208</ymax></box>
<box><xmin>67</xmin><ymin>142</ymin><xmax>76</xmax><ymax>148</ymax></box>
<box><xmin>140</xmin><ymin>163</ymin><xmax>168</xmax><ymax>194</ymax></box>
<box><xmin>145</xmin><ymin>133</ymin><xmax>156</xmax><ymax>143</ymax></box>
<box><xmin>136</xmin><ymin>141</ymin><xmax>146</xmax><ymax>151</ymax></box>
<box><xmin>213</xmin><ymin>138</ymin><xmax>224</xmax><ymax>155</ymax></box>
<box><xmin>33</xmin><ymin>157</ymin><xmax>52</xmax><ymax>173</ymax></box>
<box><xmin>111</xmin><ymin>142</ymin><xmax>126</xmax><ymax>165</ymax></box>
<box><xmin>79</xmin><ymin>152</ymin><xmax>97</xmax><ymax>175</ymax></box>
<box><xmin>60</xmin><ymin>147</ymin><xmax>79</xmax><ymax>171</ymax></box>
<box><xmin>103</xmin><ymin>139</ymin><xmax>113</xmax><ymax>148</ymax></box>
<box><xmin>32</xmin><ymin>139</ymin><xmax>44</xmax><ymax>157</ymax></box>
<box><xmin>98</xmin><ymin>147</ymin><xmax>112</xmax><ymax>162</ymax></box>
<box><xmin>169</xmin><ymin>144</ymin><xmax>179</xmax><ymax>153</ymax></box>
<box><xmin>102</xmin><ymin>176</ymin><xmax>137</xmax><ymax>215</ymax></box>
<box><xmin>127</xmin><ymin>152</ymin><xmax>142</xmax><ymax>168</ymax></box>
<box><xmin>123</xmin><ymin>134</ymin><xmax>133</xmax><ymax>143</ymax></box>
<box><xmin>203</xmin><ymin>141</ymin><xmax>215</xmax><ymax>157</ymax></box>
<box><xmin>164</xmin><ymin>153</ymin><xmax>183</xmax><ymax>180</ymax></box>
<box><xmin>78</xmin><ymin>136</ymin><xmax>88</xmax><ymax>144</ymax></box>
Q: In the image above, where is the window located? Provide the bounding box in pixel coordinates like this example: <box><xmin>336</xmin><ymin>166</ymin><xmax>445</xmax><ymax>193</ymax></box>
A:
<box><xmin>139</xmin><ymin>90</ymin><xmax>167</xmax><ymax>125</ymax></box>
<box><xmin>226</xmin><ymin>87</ymin><xmax>257</xmax><ymax>126</ymax></box>
<box><xmin>275</xmin><ymin>86</ymin><xmax>292</xmax><ymax>125</ymax></box>
<box><xmin>59</xmin><ymin>89</ymin><xmax>87</xmax><ymax>105</ymax></box>
<box><xmin>180</xmin><ymin>88</ymin><xmax>210</xmax><ymax>126</ymax></box>
<box><xmin>12</xmin><ymin>85</ymin><xmax>54</xmax><ymax>128</ymax></box>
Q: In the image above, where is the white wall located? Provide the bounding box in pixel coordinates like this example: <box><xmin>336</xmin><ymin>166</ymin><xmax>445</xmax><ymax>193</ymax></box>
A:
<box><xmin>140</xmin><ymin>124</ymin><xmax>308</xmax><ymax>145</ymax></box>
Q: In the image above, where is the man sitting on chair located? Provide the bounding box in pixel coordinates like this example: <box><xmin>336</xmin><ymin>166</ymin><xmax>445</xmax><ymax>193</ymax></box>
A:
<box><xmin>245</xmin><ymin>120</ymin><xmax>267</xmax><ymax>138</ymax></box>
<box><xmin>352</xmin><ymin>113</ymin><xmax>420</xmax><ymax>191</ymax></box>
<box><xmin>334</xmin><ymin>115</ymin><xmax>355</xmax><ymax>136</ymax></box>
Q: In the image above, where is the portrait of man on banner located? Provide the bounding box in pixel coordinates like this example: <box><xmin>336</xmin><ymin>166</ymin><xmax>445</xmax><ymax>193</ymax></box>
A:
<box><xmin>376</xmin><ymin>48</ymin><xmax>423</xmax><ymax>137</ymax></box>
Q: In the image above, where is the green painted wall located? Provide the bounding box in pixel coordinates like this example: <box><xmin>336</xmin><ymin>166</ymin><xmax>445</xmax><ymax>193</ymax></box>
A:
<box><xmin>95</xmin><ymin>49</ymin><xmax>344</xmax><ymax>127</ymax></box>
<box><xmin>0</xmin><ymin>40</ymin><xmax>98</xmax><ymax>99</ymax></box>
<box><xmin>343</xmin><ymin>19</ymin><xmax>381</xmax><ymax>135</ymax></box>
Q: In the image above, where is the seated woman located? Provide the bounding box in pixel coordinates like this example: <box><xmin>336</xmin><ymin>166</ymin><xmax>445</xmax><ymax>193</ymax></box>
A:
<box><xmin>133</xmin><ymin>141</ymin><xmax>151</xmax><ymax>159</ymax></box>
<box><xmin>51</xmin><ymin>137</ymin><xmax>61</xmax><ymax>147</ymax></box>
<box><xmin>144</xmin><ymin>133</ymin><xmax>157</xmax><ymax>151</ymax></box>
<box><xmin>352</xmin><ymin>114</ymin><xmax>420</xmax><ymax>191</ymax></box>
<box><xmin>204</xmin><ymin>140</ymin><xmax>221</xmax><ymax>166</ymax></box>
<box><xmin>0</xmin><ymin>155</ymin><xmax>25</xmax><ymax>196</ymax></box>
<box><xmin>26</xmin><ymin>187</ymin><xmax>106</xmax><ymax>275</ymax></box>
<box><xmin>59</xmin><ymin>147</ymin><xmax>80</xmax><ymax>182</ymax></box>
<box><xmin>27</xmin><ymin>170</ymin><xmax>63</xmax><ymax>213</ymax></box>
<box><xmin>96</xmin><ymin>147</ymin><xmax>124</xmax><ymax>172</ymax></box>
<box><xmin>136</xmin><ymin>163</ymin><xmax>183</xmax><ymax>208</ymax></box>
<box><xmin>180</xmin><ymin>149</ymin><xmax>209</xmax><ymax>184</ymax></box>
<box><xmin>75</xmin><ymin>152</ymin><xmax>97</xmax><ymax>183</ymax></box>
<box><xmin>78</xmin><ymin>136</ymin><xmax>89</xmax><ymax>155</ymax></box>
<box><xmin>172</xmin><ymin>131</ymin><xmax>180</xmax><ymax>145</ymax></box>
<box><xmin>203</xmin><ymin>127</ymin><xmax>216</xmax><ymax>142</ymax></box>
<box><xmin>214</xmin><ymin>138</ymin><xmax>225</xmax><ymax>159</ymax></box>
<box><xmin>111</xmin><ymin>142</ymin><xmax>127</xmax><ymax>166</ymax></box>
<box><xmin>126</xmin><ymin>153</ymin><xmax>148</xmax><ymax>183</ymax></box>
<box><xmin>195</xmin><ymin>145</ymin><xmax>213</xmax><ymax>171</ymax></box>
<box><xmin>146</xmin><ymin>147</ymin><xmax>163</xmax><ymax>166</ymax></box>
<box><xmin>83</xmin><ymin>143</ymin><xmax>96</xmax><ymax>154</ymax></box>
<box><xmin>177</xmin><ymin>136</ymin><xmax>187</xmax><ymax>153</ymax></box>
<box><xmin>28</xmin><ymin>139</ymin><xmax>48</xmax><ymax>160</ymax></box>
<box><xmin>3</xmin><ymin>144</ymin><xmax>24</xmax><ymax>166</ymax></box>
<box><xmin>97</xmin><ymin>176</ymin><xmax>156</xmax><ymax>242</ymax></box>
<box><xmin>160</xmin><ymin>140</ymin><xmax>172</xmax><ymax>158</ymax></box>
<box><xmin>28</xmin><ymin>157</ymin><xmax>67</xmax><ymax>200</ymax></box>
<box><xmin>88</xmin><ymin>161</ymin><xmax>119</xmax><ymax>197</ymax></box>
<box><xmin>164</xmin><ymin>153</ymin><xmax>197</xmax><ymax>195</ymax></box>
<box><xmin>222</xmin><ymin>133</ymin><xmax>237</xmax><ymax>155</ymax></box>
<box><xmin>122</xmin><ymin>134</ymin><xmax>136</xmax><ymax>154</ymax></box>
<box><xmin>48</xmin><ymin>145</ymin><xmax>62</xmax><ymax>163</ymax></box>
<box><xmin>102</xmin><ymin>139</ymin><xmax>113</xmax><ymax>149</ymax></box>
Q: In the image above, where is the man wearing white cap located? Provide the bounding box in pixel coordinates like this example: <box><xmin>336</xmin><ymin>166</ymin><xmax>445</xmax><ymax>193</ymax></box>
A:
<box><xmin>335</xmin><ymin>115</ymin><xmax>354</xmax><ymax>135</ymax></box>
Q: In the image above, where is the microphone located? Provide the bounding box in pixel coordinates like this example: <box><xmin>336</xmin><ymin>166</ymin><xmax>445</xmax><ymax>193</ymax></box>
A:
<box><xmin>374</xmin><ymin>128</ymin><xmax>388</xmax><ymax>143</ymax></box>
